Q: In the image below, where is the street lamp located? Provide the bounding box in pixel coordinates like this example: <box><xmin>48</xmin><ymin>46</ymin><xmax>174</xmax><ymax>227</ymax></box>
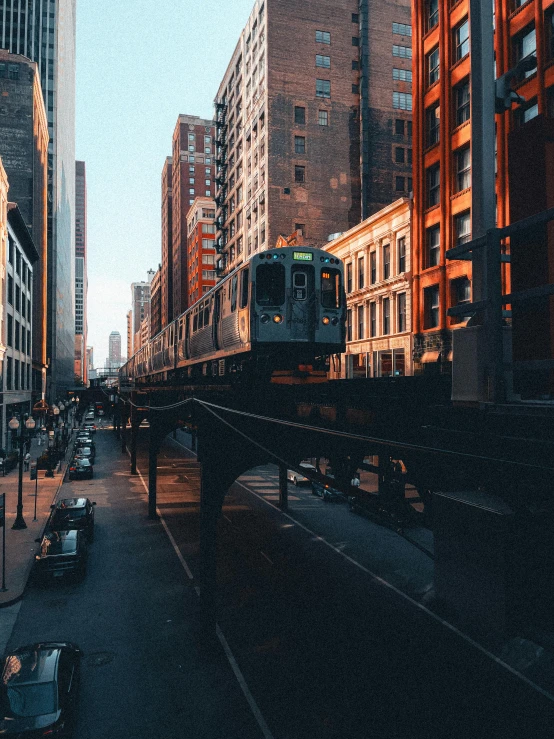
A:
<box><xmin>8</xmin><ymin>416</ymin><xmax>35</xmax><ymax>530</ymax></box>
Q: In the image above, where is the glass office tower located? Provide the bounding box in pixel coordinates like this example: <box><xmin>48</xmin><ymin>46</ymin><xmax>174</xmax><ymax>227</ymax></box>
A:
<box><xmin>0</xmin><ymin>0</ymin><xmax>77</xmax><ymax>398</ymax></box>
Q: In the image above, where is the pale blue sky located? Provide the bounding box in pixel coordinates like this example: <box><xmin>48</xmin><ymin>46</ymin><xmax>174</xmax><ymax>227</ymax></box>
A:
<box><xmin>76</xmin><ymin>0</ymin><xmax>253</xmax><ymax>366</ymax></box>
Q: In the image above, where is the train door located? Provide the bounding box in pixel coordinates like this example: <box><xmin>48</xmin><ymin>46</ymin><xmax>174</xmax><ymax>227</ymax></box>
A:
<box><xmin>290</xmin><ymin>265</ymin><xmax>316</xmax><ymax>342</ymax></box>
<box><xmin>213</xmin><ymin>289</ymin><xmax>221</xmax><ymax>351</ymax></box>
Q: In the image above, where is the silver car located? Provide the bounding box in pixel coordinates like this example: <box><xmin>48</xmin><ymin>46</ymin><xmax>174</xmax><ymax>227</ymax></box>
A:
<box><xmin>287</xmin><ymin>462</ymin><xmax>316</xmax><ymax>486</ymax></box>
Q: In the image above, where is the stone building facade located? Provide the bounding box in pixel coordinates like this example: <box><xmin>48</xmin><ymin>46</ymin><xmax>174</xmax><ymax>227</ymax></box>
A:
<box><xmin>326</xmin><ymin>197</ymin><xmax>413</xmax><ymax>378</ymax></box>
<box><xmin>186</xmin><ymin>198</ymin><xmax>217</xmax><ymax>306</ymax></box>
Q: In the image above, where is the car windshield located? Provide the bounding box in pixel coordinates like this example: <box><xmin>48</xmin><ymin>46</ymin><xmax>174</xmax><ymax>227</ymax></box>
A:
<box><xmin>2</xmin><ymin>682</ymin><xmax>56</xmax><ymax>717</ymax></box>
<box><xmin>41</xmin><ymin>533</ymin><xmax>77</xmax><ymax>556</ymax></box>
<box><xmin>74</xmin><ymin>460</ymin><xmax>90</xmax><ymax>467</ymax></box>
<box><xmin>52</xmin><ymin>509</ymin><xmax>86</xmax><ymax>526</ymax></box>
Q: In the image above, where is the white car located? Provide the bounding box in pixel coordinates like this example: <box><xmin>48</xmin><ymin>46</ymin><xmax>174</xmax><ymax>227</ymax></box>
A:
<box><xmin>287</xmin><ymin>462</ymin><xmax>317</xmax><ymax>486</ymax></box>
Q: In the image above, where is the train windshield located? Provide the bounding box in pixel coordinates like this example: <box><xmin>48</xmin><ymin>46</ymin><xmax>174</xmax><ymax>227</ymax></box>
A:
<box><xmin>321</xmin><ymin>268</ymin><xmax>342</xmax><ymax>309</ymax></box>
<box><xmin>256</xmin><ymin>263</ymin><xmax>286</xmax><ymax>306</ymax></box>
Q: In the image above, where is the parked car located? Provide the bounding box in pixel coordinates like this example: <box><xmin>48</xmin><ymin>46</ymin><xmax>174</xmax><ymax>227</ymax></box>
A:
<box><xmin>48</xmin><ymin>497</ymin><xmax>96</xmax><ymax>542</ymax></box>
<box><xmin>75</xmin><ymin>436</ymin><xmax>94</xmax><ymax>452</ymax></box>
<box><xmin>34</xmin><ymin>529</ymin><xmax>88</xmax><ymax>581</ymax></box>
<box><xmin>74</xmin><ymin>446</ymin><xmax>95</xmax><ymax>464</ymax></box>
<box><xmin>0</xmin><ymin>642</ymin><xmax>81</xmax><ymax>736</ymax></box>
<box><xmin>311</xmin><ymin>474</ymin><xmax>345</xmax><ymax>502</ymax></box>
<box><xmin>68</xmin><ymin>458</ymin><xmax>93</xmax><ymax>481</ymax></box>
<box><xmin>85</xmin><ymin>412</ymin><xmax>94</xmax><ymax>421</ymax></box>
<box><xmin>287</xmin><ymin>462</ymin><xmax>316</xmax><ymax>486</ymax></box>
<box><xmin>83</xmin><ymin>423</ymin><xmax>96</xmax><ymax>435</ymax></box>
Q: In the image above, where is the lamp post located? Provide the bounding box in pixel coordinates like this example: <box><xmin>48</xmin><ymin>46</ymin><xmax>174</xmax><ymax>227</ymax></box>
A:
<box><xmin>9</xmin><ymin>416</ymin><xmax>35</xmax><ymax>530</ymax></box>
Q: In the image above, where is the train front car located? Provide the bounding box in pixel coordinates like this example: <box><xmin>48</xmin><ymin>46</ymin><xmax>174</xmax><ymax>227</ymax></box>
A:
<box><xmin>252</xmin><ymin>246</ymin><xmax>345</xmax><ymax>381</ymax></box>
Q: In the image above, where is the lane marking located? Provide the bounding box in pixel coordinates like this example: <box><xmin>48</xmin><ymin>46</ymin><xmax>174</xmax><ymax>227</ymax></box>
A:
<box><xmin>133</xmin><ymin>461</ymin><xmax>275</xmax><ymax>738</ymax></box>
<box><xmin>162</xmin><ymin>434</ymin><xmax>554</xmax><ymax>703</ymax></box>
<box><xmin>260</xmin><ymin>551</ymin><xmax>273</xmax><ymax>565</ymax></box>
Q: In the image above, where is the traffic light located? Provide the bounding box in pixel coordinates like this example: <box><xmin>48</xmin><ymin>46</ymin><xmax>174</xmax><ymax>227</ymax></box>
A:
<box><xmin>495</xmin><ymin>56</ymin><xmax>537</xmax><ymax>114</ymax></box>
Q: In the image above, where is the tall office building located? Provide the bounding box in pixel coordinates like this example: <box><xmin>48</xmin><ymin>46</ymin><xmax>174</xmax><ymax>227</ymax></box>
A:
<box><xmin>172</xmin><ymin>115</ymin><xmax>215</xmax><ymax>317</ymax></box>
<box><xmin>75</xmin><ymin>161</ymin><xmax>87</xmax><ymax>384</ymax></box>
<box><xmin>0</xmin><ymin>50</ymin><xmax>49</xmax><ymax>402</ymax></box>
<box><xmin>0</xmin><ymin>0</ymin><xmax>77</xmax><ymax>399</ymax></box>
<box><xmin>161</xmin><ymin>157</ymin><xmax>173</xmax><ymax>329</ymax></box>
<box><xmin>150</xmin><ymin>265</ymin><xmax>162</xmax><ymax>338</ymax></box>
<box><xmin>108</xmin><ymin>331</ymin><xmax>121</xmax><ymax>368</ymax></box>
<box><xmin>130</xmin><ymin>271</ymin><xmax>153</xmax><ymax>356</ymax></box>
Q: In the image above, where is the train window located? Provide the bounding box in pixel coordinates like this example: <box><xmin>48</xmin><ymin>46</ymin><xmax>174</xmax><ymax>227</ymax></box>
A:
<box><xmin>293</xmin><ymin>271</ymin><xmax>307</xmax><ymax>301</ymax></box>
<box><xmin>199</xmin><ymin>303</ymin><xmax>205</xmax><ymax>329</ymax></box>
<box><xmin>203</xmin><ymin>300</ymin><xmax>210</xmax><ymax>325</ymax></box>
<box><xmin>193</xmin><ymin>312</ymin><xmax>198</xmax><ymax>332</ymax></box>
<box><xmin>231</xmin><ymin>275</ymin><xmax>238</xmax><ymax>312</ymax></box>
<box><xmin>256</xmin><ymin>263</ymin><xmax>285</xmax><ymax>306</ymax></box>
<box><xmin>321</xmin><ymin>268</ymin><xmax>342</xmax><ymax>309</ymax></box>
<box><xmin>240</xmin><ymin>268</ymin><xmax>249</xmax><ymax>308</ymax></box>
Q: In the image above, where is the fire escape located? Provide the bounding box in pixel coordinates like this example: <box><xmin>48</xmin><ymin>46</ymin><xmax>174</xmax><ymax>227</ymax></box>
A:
<box><xmin>214</xmin><ymin>97</ymin><xmax>229</xmax><ymax>276</ymax></box>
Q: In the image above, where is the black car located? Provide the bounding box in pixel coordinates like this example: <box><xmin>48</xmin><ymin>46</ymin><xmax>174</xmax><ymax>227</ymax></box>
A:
<box><xmin>74</xmin><ymin>445</ymin><xmax>95</xmax><ymax>464</ymax></box>
<box><xmin>311</xmin><ymin>475</ymin><xmax>345</xmax><ymax>502</ymax></box>
<box><xmin>48</xmin><ymin>497</ymin><xmax>96</xmax><ymax>542</ymax></box>
<box><xmin>34</xmin><ymin>530</ymin><xmax>88</xmax><ymax>582</ymax></box>
<box><xmin>0</xmin><ymin>642</ymin><xmax>81</xmax><ymax>736</ymax></box>
<box><xmin>68</xmin><ymin>458</ymin><xmax>93</xmax><ymax>481</ymax></box>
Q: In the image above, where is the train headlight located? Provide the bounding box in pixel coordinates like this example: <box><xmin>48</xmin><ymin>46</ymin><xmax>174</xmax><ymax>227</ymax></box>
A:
<box><xmin>273</xmin><ymin>314</ymin><xmax>283</xmax><ymax>324</ymax></box>
<box><xmin>322</xmin><ymin>316</ymin><xmax>330</xmax><ymax>325</ymax></box>
<box><xmin>331</xmin><ymin>317</ymin><xmax>339</xmax><ymax>326</ymax></box>
<box><xmin>260</xmin><ymin>314</ymin><xmax>270</xmax><ymax>324</ymax></box>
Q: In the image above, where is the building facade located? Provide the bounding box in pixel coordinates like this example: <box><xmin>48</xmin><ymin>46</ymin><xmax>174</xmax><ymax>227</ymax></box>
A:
<box><xmin>0</xmin><ymin>0</ymin><xmax>77</xmax><ymax>399</ymax></box>
<box><xmin>214</xmin><ymin>0</ymin><xmax>361</xmax><ymax>278</ymax></box>
<box><xmin>0</xmin><ymin>51</ymin><xmax>49</xmax><ymax>402</ymax></box>
<box><xmin>74</xmin><ymin>160</ymin><xmax>87</xmax><ymax>384</ymax></box>
<box><xmin>161</xmin><ymin>156</ymin><xmax>173</xmax><ymax>329</ymax></box>
<box><xmin>126</xmin><ymin>310</ymin><xmax>132</xmax><ymax>360</ymax></box>
<box><xmin>150</xmin><ymin>265</ymin><xmax>162</xmax><ymax>338</ymax></box>
<box><xmin>327</xmin><ymin>197</ymin><xmax>412</xmax><ymax>378</ymax></box>
<box><xmin>186</xmin><ymin>198</ymin><xmax>217</xmax><ymax>305</ymax></box>
<box><xmin>171</xmin><ymin>115</ymin><xmax>215</xmax><ymax>318</ymax></box>
<box><xmin>3</xmin><ymin>204</ymin><xmax>39</xmax><ymax>449</ymax></box>
<box><xmin>130</xmin><ymin>272</ymin><xmax>153</xmax><ymax>356</ymax></box>
<box><xmin>108</xmin><ymin>331</ymin><xmax>121</xmax><ymax>368</ymax></box>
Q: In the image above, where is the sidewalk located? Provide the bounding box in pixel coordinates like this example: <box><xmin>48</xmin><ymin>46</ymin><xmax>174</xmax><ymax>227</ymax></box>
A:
<box><xmin>0</xmin><ymin>433</ymin><xmax>73</xmax><ymax>607</ymax></box>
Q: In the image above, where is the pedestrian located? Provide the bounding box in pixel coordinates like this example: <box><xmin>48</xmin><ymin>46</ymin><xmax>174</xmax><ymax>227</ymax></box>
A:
<box><xmin>24</xmin><ymin>452</ymin><xmax>30</xmax><ymax>471</ymax></box>
<box><xmin>25</xmin><ymin>439</ymin><xmax>31</xmax><ymax>454</ymax></box>
<box><xmin>351</xmin><ymin>474</ymin><xmax>360</xmax><ymax>488</ymax></box>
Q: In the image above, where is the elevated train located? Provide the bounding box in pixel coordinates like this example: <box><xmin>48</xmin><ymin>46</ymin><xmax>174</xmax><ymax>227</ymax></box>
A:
<box><xmin>120</xmin><ymin>246</ymin><xmax>346</xmax><ymax>386</ymax></box>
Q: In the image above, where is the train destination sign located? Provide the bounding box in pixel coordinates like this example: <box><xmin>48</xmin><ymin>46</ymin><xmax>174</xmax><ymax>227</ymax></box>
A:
<box><xmin>293</xmin><ymin>251</ymin><xmax>313</xmax><ymax>261</ymax></box>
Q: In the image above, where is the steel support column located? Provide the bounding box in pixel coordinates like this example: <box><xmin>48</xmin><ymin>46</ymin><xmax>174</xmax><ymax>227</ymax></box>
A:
<box><xmin>130</xmin><ymin>405</ymin><xmax>138</xmax><ymax>475</ymax></box>
<box><xmin>278</xmin><ymin>464</ymin><xmax>288</xmax><ymax>509</ymax></box>
<box><xmin>148</xmin><ymin>440</ymin><xmax>159</xmax><ymax>520</ymax></box>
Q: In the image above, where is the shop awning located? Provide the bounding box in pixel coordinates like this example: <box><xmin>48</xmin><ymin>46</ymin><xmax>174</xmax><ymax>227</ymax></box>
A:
<box><xmin>420</xmin><ymin>351</ymin><xmax>440</xmax><ymax>363</ymax></box>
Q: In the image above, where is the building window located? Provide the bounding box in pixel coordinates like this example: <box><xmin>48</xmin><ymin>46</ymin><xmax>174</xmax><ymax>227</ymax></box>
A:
<box><xmin>455</xmin><ymin>211</ymin><xmax>471</xmax><ymax>246</ymax></box>
<box><xmin>455</xmin><ymin>146</ymin><xmax>471</xmax><ymax>191</ymax></box>
<box><xmin>427</xmin><ymin>0</ymin><xmax>439</xmax><ymax>30</ymax></box>
<box><xmin>316</xmin><ymin>54</ymin><xmax>331</xmax><ymax>68</ymax></box>
<box><xmin>398</xmin><ymin>237</ymin><xmax>406</xmax><ymax>273</ymax></box>
<box><xmin>397</xmin><ymin>293</ymin><xmax>407</xmax><ymax>333</ymax></box>
<box><xmin>370</xmin><ymin>302</ymin><xmax>377</xmax><ymax>337</ymax></box>
<box><xmin>294</xmin><ymin>165</ymin><xmax>305</xmax><ymax>182</ymax></box>
<box><xmin>352</xmin><ymin>84</ymin><xmax>359</xmax><ymax>94</ymax></box>
<box><xmin>427</xmin><ymin>164</ymin><xmax>440</xmax><ymax>207</ymax></box>
<box><xmin>358</xmin><ymin>256</ymin><xmax>365</xmax><ymax>289</ymax></box>
<box><xmin>358</xmin><ymin>305</ymin><xmax>364</xmax><ymax>339</ymax></box>
<box><xmin>393</xmin><ymin>22</ymin><xmax>412</xmax><ymax>36</ymax></box>
<box><xmin>7</xmin><ymin>315</ymin><xmax>12</xmax><ymax>347</ymax></box>
<box><xmin>347</xmin><ymin>309</ymin><xmax>352</xmax><ymax>341</ymax></box>
<box><xmin>395</xmin><ymin>119</ymin><xmax>405</xmax><ymax>135</ymax></box>
<box><xmin>396</xmin><ymin>176</ymin><xmax>406</xmax><ymax>192</ymax></box>
<box><xmin>454</xmin><ymin>19</ymin><xmax>469</xmax><ymax>62</ymax></box>
<box><xmin>393</xmin><ymin>68</ymin><xmax>412</xmax><ymax>82</ymax></box>
<box><xmin>450</xmin><ymin>277</ymin><xmax>471</xmax><ymax>324</ymax></box>
<box><xmin>427</xmin><ymin>47</ymin><xmax>440</xmax><ymax>86</ymax></box>
<box><xmin>454</xmin><ymin>79</ymin><xmax>470</xmax><ymax>126</ymax></box>
<box><xmin>426</xmin><ymin>225</ymin><xmax>440</xmax><ymax>267</ymax></box>
<box><xmin>383</xmin><ymin>244</ymin><xmax>391</xmax><ymax>279</ymax></box>
<box><xmin>294</xmin><ymin>106</ymin><xmax>306</xmax><ymax>124</ymax></box>
<box><xmin>294</xmin><ymin>136</ymin><xmax>306</xmax><ymax>154</ymax></box>
<box><xmin>383</xmin><ymin>298</ymin><xmax>391</xmax><ymax>335</ymax></box>
<box><xmin>426</xmin><ymin>103</ymin><xmax>440</xmax><ymax>147</ymax></box>
<box><xmin>424</xmin><ymin>285</ymin><xmax>440</xmax><ymax>329</ymax></box>
<box><xmin>347</xmin><ymin>263</ymin><xmax>353</xmax><ymax>293</ymax></box>
<box><xmin>393</xmin><ymin>92</ymin><xmax>412</xmax><ymax>110</ymax></box>
<box><xmin>316</xmin><ymin>30</ymin><xmax>331</xmax><ymax>44</ymax></box>
<box><xmin>547</xmin><ymin>9</ymin><xmax>554</xmax><ymax>60</ymax></box>
<box><xmin>8</xmin><ymin>275</ymin><xmax>13</xmax><ymax>305</ymax></box>
<box><xmin>516</xmin><ymin>98</ymin><xmax>539</xmax><ymax>125</ymax></box>
<box><xmin>352</xmin><ymin>13</ymin><xmax>359</xmax><ymax>23</ymax></box>
<box><xmin>352</xmin><ymin>60</ymin><xmax>359</xmax><ymax>70</ymax></box>
<box><xmin>318</xmin><ymin>110</ymin><xmax>328</xmax><ymax>126</ymax></box>
<box><xmin>370</xmin><ymin>252</ymin><xmax>376</xmax><ymax>284</ymax></box>
<box><xmin>395</xmin><ymin>147</ymin><xmax>405</xmax><ymax>164</ymax></box>
<box><xmin>513</xmin><ymin>26</ymin><xmax>537</xmax><ymax>80</ymax></box>
<box><xmin>352</xmin><ymin>37</ymin><xmax>359</xmax><ymax>46</ymax></box>
<box><xmin>316</xmin><ymin>79</ymin><xmax>331</xmax><ymax>98</ymax></box>
<box><xmin>393</xmin><ymin>45</ymin><xmax>412</xmax><ymax>58</ymax></box>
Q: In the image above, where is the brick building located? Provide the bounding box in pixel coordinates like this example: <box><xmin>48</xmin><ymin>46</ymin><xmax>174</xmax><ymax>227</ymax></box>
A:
<box><xmin>0</xmin><ymin>51</ymin><xmax>49</xmax><ymax>402</ymax></box>
<box><xmin>161</xmin><ymin>156</ymin><xmax>173</xmax><ymax>328</ymax></box>
<box><xmin>186</xmin><ymin>198</ymin><xmax>217</xmax><ymax>305</ymax></box>
<box><xmin>214</xmin><ymin>0</ymin><xmax>413</xmax><ymax>277</ymax></box>
<box><xmin>411</xmin><ymin>0</ymin><xmax>554</xmax><ymax>384</ymax></box>
<box><xmin>75</xmin><ymin>160</ymin><xmax>87</xmax><ymax>385</ymax></box>
<box><xmin>327</xmin><ymin>197</ymin><xmax>413</xmax><ymax>378</ymax></box>
<box><xmin>171</xmin><ymin>115</ymin><xmax>215</xmax><ymax>318</ymax></box>
<box><xmin>150</xmin><ymin>265</ymin><xmax>162</xmax><ymax>338</ymax></box>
